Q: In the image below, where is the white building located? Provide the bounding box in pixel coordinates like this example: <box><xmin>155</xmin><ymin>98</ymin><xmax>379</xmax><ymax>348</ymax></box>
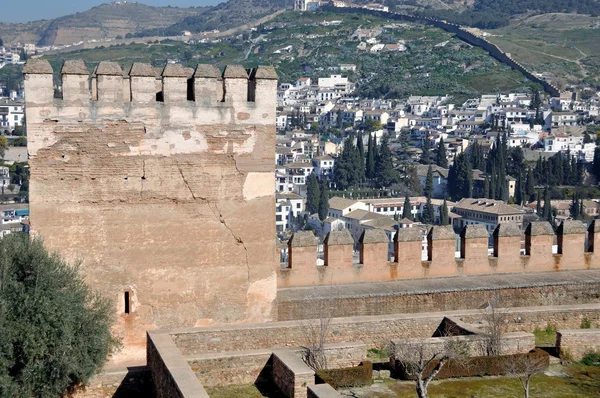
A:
<box><xmin>276</xmin><ymin>192</ymin><xmax>305</xmax><ymax>231</ymax></box>
<box><xmin>312</xmin><ymin>155</ymin><xmax>335</xmax><ymax>179</ymax></box>
<box><xmin>0</xmin><ymin>99</ymin><xmax>25</xmax><ymax>133</ymax></box>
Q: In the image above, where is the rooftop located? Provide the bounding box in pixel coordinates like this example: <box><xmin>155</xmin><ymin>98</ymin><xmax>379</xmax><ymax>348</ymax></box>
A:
<box><xmin>454</xmin><ymin>198</ymin><xmax>524</xmax><ymax>215</ymax></box>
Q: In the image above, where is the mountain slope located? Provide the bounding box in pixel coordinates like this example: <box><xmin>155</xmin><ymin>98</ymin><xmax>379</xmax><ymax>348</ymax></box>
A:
<box><xmin>137</xmin><ymin>0</ymin><xmax>293</xmax><ymax>36</ymax></box>
<box><xmin>0</xmin><ymin>2</ymin><xmax>204</xmax><ymax>46</ymax></box>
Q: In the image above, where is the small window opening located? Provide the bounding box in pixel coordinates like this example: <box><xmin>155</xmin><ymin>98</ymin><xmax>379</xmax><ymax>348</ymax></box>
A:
<box><xmin>124</xmin><ymin>291</ymin><xmax>130</xmax><ymax>314</ymax></box>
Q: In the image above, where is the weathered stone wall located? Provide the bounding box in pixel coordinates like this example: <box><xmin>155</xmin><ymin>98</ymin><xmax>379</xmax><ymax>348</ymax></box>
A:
<box><xmin>147</xmin><ymin>331</ymin><xmax>209</xmax><ymax>398</ymax></box>
<box><xmin>390</xmin><ymin>332</ymin><xmax>535</xmax><ymax>360</ymax></box>
<box><xmin>70</xmin><ymin>366</ymin><xmax>151</xmax><ymax>398</ymax></box>
<box><xmin>556</xmin><ymin>328</ymin><xmax>600</xmax><ymax>361</ymax></box>
<box><xmin>278</xmin><ymin>270</ymin><xmax>600</xmax><ymax>320</ymax></box>
<box><xmin>281</xmin><ymin>222</ymin><xmax>600</xmax><ymax>288</ymax></box>
<box><xmin>187</xmin><ymin>342</ymin><xmax>366</xmax><ymax>387</ymax></box>
<box><xmin>272</xmin><ymin>349</ymin><xmax>315</xmax><ymax>398</ymax></box>
<box><xmin>171</xmin><ymin>304</ymin><xmax>600</xmax><ymax>356</ymax></box>
<box><xmin>24</xmin><ymin>59</ymin><xmax>278</xmax><ymax>361</ymax></box>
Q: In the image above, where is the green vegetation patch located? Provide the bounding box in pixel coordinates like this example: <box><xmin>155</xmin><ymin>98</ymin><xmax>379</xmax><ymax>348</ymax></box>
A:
<box><xmin>41</xmin><ymin>10</ymin><xmax>537</xmax><ymax>99</ymax></box>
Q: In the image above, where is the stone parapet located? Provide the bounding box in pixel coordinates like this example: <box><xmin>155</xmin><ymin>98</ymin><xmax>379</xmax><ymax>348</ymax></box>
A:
<box><xmin>282</xmin><ymin>222</ymin><xmax>600</xmax><ymax>288</ymax></box>
<box><xmin>556</xmin><ymin>328</ymin><xmax>600</xmax><ymax>361</ymax></box>
<box><xmin>147</xmin><ymin>331</ymin><xmax>209</xmax><ymax>398</ymax></box>
<box><xmin>272</xmin><ymin>349</ymin><xmax>315</xmax><ymax>398</ymax></box>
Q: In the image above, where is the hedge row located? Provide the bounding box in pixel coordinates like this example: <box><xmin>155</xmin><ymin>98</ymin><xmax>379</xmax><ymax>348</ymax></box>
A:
<box><xmin>315</xmin><ymin>361</ymin><xmax>373</xmax><ymax>389</ymax></box>
<box><xmin>394</xmin><ymin>348</ymin><xmax>549</xmax><ymax>380</ymax></box>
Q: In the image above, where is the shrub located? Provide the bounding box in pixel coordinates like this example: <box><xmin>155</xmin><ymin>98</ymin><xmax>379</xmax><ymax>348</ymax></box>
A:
<box><xmin>315</xmin><ymin>361</ymin><xmax>373</xmax><ymax>389</ymax></box>
<box><xmin>580</xmin><ymin>318</ymin><xmax>592</xmax><ymax>329</ymax></box>
<box><xmin>395</xmin><ymin>349</ymin><xmax>549</xmax><ymax>380</ymax></box>
<box><xmin>0</xmin><ymin>234</ymin><xmax>120</xmax><ymax>397</ymax></box>
<box><xmin>581</xmin><ymin>351</ymin><xmax>600</xmax><ymax>366</ymax></box>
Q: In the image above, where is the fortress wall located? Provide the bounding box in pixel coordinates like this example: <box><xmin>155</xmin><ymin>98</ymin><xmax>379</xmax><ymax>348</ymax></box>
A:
<box><xmin>24</xmin><ymin>59</ymin><xmax>279</xmax><ymax>362</ymax></box>
<box><xmin>170</xmin><ymin>304</ymin><xmax>600</xmax><ymax>355</ymax></box>
<box><xmin>280</xmin><ymin>221</ymin><xmax>599</xmax><ymax>288</ymax></box>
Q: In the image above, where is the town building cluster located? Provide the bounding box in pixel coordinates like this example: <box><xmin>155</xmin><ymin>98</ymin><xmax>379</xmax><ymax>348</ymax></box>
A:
<box><xmin>274</xmin><ymin>65</ymin><xmax>600</xmax><ymax>257</ymax></box>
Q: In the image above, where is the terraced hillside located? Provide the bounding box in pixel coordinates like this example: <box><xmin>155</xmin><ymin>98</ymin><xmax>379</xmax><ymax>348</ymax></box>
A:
<box><xmin>0</xmin><ymin>2</ymin><xmax>204</xmax><ymax>46</ymax></box>
<box><xmin>44</xmin><ymin>11</ymin><xmax>538</xmax><ymax>101</ymax></box>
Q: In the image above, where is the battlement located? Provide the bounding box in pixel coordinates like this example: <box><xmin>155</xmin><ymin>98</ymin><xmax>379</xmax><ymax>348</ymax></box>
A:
<box><xmin>280</xmin><ymin>220</ymin><xmax>600</xmax><ymax>287</ymax></box>
<box><xmin>23</xmin><ymin>59</ymin><xmax>277</xmax><ymax>108</ymax></box>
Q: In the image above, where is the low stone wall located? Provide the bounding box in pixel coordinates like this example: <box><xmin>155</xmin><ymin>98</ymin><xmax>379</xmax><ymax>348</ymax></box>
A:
<box><xmin>71</xmin><ymin>366</ymin><xmax>151</xmax><ymax>398</ymax></box>
<box><xmin>187</xmin><ymin>342</ymin><xmax>366</xmax><ymax>387</ymax></box>
<box><xmin>147</xmin><ymin>331</ymin><xmax>209</xmax><ymax>398</ymax></box>
<box><xmin>278</xmin><ymin>270</ymin><xmax>600</xmax><ymax>320</ymax></box>
<box><xmin>307</xmin><ymin>383</ymin><xmax>343</xmax><ymax>398</ymax></box>
<box><xmin>390</xmin><ymin>332</ymin><xmax>535</xmax><ymax>360</ymax></box>
<box><xmin>272</xmin><ymin>349</ymin><xmax>315</xmax><ymax>398</ymax></box>
<box><xmin>171</xmin><ymin>304</ymin><xmax>600</xmax><ymax>357</ymax></box>
<box><xmin>556</xmin><ymin>328</ymin><xmax>600</xmax><ymax>361</ymax></box>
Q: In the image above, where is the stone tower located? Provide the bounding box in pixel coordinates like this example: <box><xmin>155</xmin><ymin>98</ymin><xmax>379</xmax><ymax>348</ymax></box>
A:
<box><xmin>23</xmin><ymin>59</ymin><xmax>278</xmax><ymax>361</ymax></box>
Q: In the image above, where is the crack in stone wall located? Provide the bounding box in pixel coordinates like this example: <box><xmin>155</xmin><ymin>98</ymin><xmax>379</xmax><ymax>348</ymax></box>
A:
<box><xmin>175</xmin><ymin>162</ymin><xmax>251</xmax><ymax>283</ymax></box>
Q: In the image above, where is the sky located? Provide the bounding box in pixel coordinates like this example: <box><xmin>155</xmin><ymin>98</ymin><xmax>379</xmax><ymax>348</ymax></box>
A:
<box><xmin>0</xmin><ymin>1</ymin><xmax>224</xmax><ymax>23</ymax></box>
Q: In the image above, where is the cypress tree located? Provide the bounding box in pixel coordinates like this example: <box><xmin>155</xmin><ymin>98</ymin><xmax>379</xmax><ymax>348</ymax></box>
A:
<box><xmin>375</xmin><ymin>134</ymin><xmax>396</xmax><ymax>188</ymax></box>
<box><xmin>420</xmin><ymin>134</ymin><xmax>431</xmax><ymax>164</ymax></box>
<box><xmin>318</xmin><ymin>179</ymin><xmax>329</xmax><ymax>222</ymax></box>
<box><xmin>490</xmin><ymin>172</ymin><xmax>497</xmax><ymax>200</ymax></box>
<box><xmin>424</xmin><ymin>164</ymin><xmax>434</xmax><ymax>198</ymax></box>
<box><xmin>440</xmin><ymin>199</ymin><xmax>449</xmax><ymax>226</ymax></box>
<box><xmin>593</xmin><ymin>146</ymin><xmax>600</xmax><ymax>180</ymax></box>
<box><xmin>515</xmin><ymin>172</ymin><xmax>523</xmax><ymax>205</ymax></box>
<box><xmin>536</xmin><ymin>189</ymin><xmax>542</xmax><ymax>215</ymax></box>
<box><xmin>366</xmin><ymin>133</ymin><xmax>375</xmax><ymax>179</ymax></box>
<box><xmin>571</xmin><ymin>192</ymin><xmax>580</xmax><ymax>219</ymax></box>
<box><xmin>484</xmin><ymin>175</ymin><xmax>490</xmax><ymax>199</ymax></box>
<box><xmin>436</xmin><ymin>137</ymin><xmax>448</xmax><ymax>168</ymax></box>
<box><xmin>543</xmin><ymin>186</ymin><xmax>552</xmax><ymax>222</ymax></box>
<box><xmin>526</xmin><ymin>167</ymin><xmax>535</xmax><ymax>202</ymax></box>
<box><xmin>403</xmin><ymin>194</ymin><xmax>412</xmax><ymax>220</ymax></box>
<box><xmin>306</xmin><ymin>173</ymin><xmax>320</xmax><ymax>214</ymax></box>
<box><xmin>421</xmin><ymin>196</ymin><xmax>435</xmax><ymax>224</ymax></box>
<box><xmin>356</xmin><ymin>133</ymin><xmax>365</xmax><ymax>181</ymax></box>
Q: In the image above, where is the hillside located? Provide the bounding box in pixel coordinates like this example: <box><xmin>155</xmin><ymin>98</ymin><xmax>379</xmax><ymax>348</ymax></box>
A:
<box><xmin>486</xmin><ymin>13</ymin><xmax>600</xmax><ymax>88</ymax></box>
<box><xmin>415</xmin><ymin>0</ymin><xmax>600</xmax><ymax>29</ymax></box>
<box><xmin>136</xmin><ymin>0</ymin><xmax>294</xmax><ymax>36</ymax></box>
<box><xmin>0</xmin><ymin>2</ymin><xmax>204</xmax><ymax>46</ymax></box>
<box><xmin>43</xmin><ymin>11</ymin><xmax>536</xmax><ymax>102</ymax></box>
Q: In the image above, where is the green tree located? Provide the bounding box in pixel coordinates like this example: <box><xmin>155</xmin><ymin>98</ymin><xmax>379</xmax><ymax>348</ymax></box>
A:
<box><xmin>436</xmin><ymin>137</ymin><xmax>448</xmax><ymax>168</ymax></box>
<box><xmin>484</xmin><ymin>175</ymin><xmax>490</xmax><ymax>199</ymax></box>
<box><xmin>318</xmin><ymin>179</ymin><xmax>329</xmax><ymax>222</ymax></box>
<box><xmin>0</xmin><ymin>234</ymin><xmax>119</xmax><ymax>397</ymax></box>
<box><xmin>448</xmin><ymin>153</ymin><xmax>472</xmax><ymax>201</ymax></box>
<box><xmin>403</xmin><ymin>194</ymin><xmax>412</xmax><ymax>220</ymax></box>
<box><xmin>306</xmin><ymin>173</ymin><xmax>320</xmax><ymax>215</ymax></box>
<box><xmin>333</xmin><ymin>135</ymin><xmax>361</xmax><ymax>190</ymax></box>
<box><xmin>421</xmin><ymin>196</ymin><xmax>435</xmax><ymax>224</ymax></box>
<box><xmin>543</xmin><ymin>186</ymin><xmax>552</xmax><ymax>223</ymax></box>
<box><xmin>526</xmin><ymin>167</ymin><xmax>535</xmax><ymax>202</ymax></box>
<box><xmin>570</xmin><ymin>191</ymin><xmax>580</xmax><ymax>219</ymax></box>
<box><xmin>366</xmin><ymin>133</ymin><xmax>376</xmax><ymax>180</ymax></box>
<box><xmin>593</xmin><ymin>146</ymin><xmax>600</xmax><ymax>180</ymax></box>
<box><xmin>424</xmin><ymin>164</ymin><xmax>434</xmax><ymax>198</ymax></box>
<box><xmin>420</xmin><ymin>134</ymin><xmax>431</xmax><ymax>165</ymax></box>
<box><xmin>356</xmin><ymin>133</ymin><xmax>366</xmax><ymax>182</ymax></box>
<box><xmin>440</xmin><ymin>199</ymin><xmax>449</xmax><ymax>226</ymax></box>
<box><xmin>375</xmin><ymin>134</ymin><xmax>397</xmax><ymax>188</ymax></box>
